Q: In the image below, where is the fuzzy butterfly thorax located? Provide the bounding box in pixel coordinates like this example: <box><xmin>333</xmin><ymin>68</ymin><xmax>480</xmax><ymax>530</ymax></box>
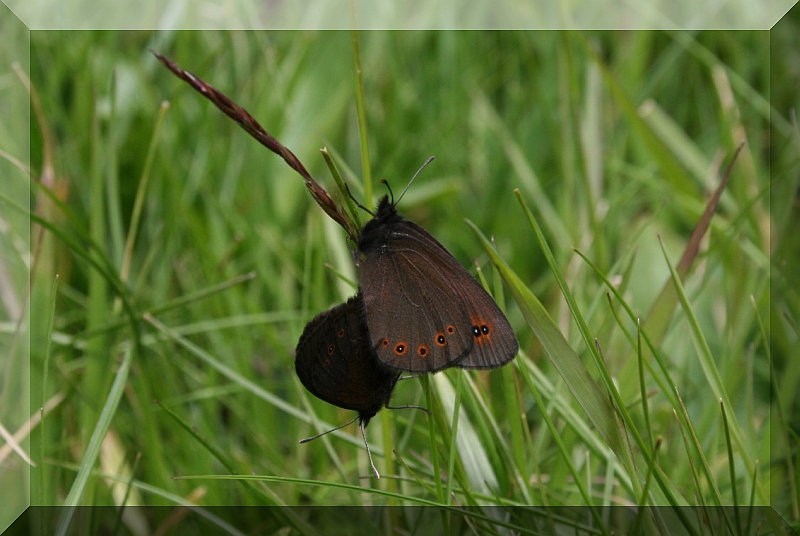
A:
<box><xmin>356</xmin><ymin>196</ymin><xmax>406</xmax><ymax>252</ymax></box>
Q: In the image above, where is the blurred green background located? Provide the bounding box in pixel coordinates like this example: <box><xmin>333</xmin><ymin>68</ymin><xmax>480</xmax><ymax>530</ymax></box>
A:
<box><xmin>1</xmin><ymin>22</ymin><xmax>797</xmax><ymax>534</ymax></box>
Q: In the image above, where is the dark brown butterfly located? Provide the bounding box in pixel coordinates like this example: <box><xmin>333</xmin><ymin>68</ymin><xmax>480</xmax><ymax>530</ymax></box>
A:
<box><xmin>356</xmin><ymin>191</ymin><xmax>519</xmax><ymax>372</ymax></box>
<box><xmin>294</xmin><ymin>293</ymin><xmax>402</xmax><ymax>479</ymax></box>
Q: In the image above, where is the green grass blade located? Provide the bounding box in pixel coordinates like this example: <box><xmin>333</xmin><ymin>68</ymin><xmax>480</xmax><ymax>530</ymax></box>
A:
<box><xmin>657</xmin><ymin>235</ymin><xmax>763</xmax><ymax>502</ymax></box>
<box><xmin>350</xmin><ymin>29</ymin><xmax>373</xmax><ymax>207</ymax></box>
<box><xmin>119</xmin><ymin>101</ymin><xmax>169</xmax><ymax>286</ymax></box>
<box><xmin>55</xmin><ymin>342</ymin><xmax>136</xmax><ymax>535</ymax></box>
<box><xmin>38</xmin><ymin>275</ymin><xmax>58</xmax><ymax>506</ymax></box>
<box><xmin>720</xmin><ymin>401</ymin><xmax>742</xmax><ymax>531</ymax></box>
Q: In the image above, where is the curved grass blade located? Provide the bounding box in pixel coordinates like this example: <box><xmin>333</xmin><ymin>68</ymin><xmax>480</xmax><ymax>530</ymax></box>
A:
<box><xmin>55</xmin><ymin>343</ymin><xmax>136</xmax><ymax>536</ymax></box>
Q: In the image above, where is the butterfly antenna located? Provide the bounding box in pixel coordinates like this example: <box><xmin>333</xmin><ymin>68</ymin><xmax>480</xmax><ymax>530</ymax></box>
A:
<box><xmin>299</xmin><ymin>415</ymin><xmax>359</xmax><ymax>443</ymax></box>
<box><xmin>386</xmin><ymin>404</ymin><xmax>431</xmax><ymax>415</ymax></box>
<box><xmin>395</xmin><ymin>156</ymin><xmax>435</xmax><ymax>205</ymax></box>
<box><xmin>345</xmin><ymin>182</ymin><xmax>374</xmax><ymax>216</ymax></box>
<box><xmin>360</xmin><ymin>420</ymin><xmax>381</xmax><ymax>479</ymax></box>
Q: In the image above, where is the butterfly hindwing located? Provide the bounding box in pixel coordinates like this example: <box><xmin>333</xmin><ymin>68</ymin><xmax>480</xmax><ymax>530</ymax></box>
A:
<box><xmin>295</xmin><ymin>293</ymin><xmax>399</xmax><ymax>425</ymax></box>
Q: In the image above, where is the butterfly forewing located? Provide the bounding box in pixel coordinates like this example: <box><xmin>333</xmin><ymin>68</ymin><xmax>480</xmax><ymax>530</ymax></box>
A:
<box><xmin>358</xmin><ymin>198</ymin><xmax>519</xmax><ymax>372</ymax></box>
<box><xmin>361</xmin><ymin>223</ymin><xmax>471</xmax><ymax>371</ymax></box>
